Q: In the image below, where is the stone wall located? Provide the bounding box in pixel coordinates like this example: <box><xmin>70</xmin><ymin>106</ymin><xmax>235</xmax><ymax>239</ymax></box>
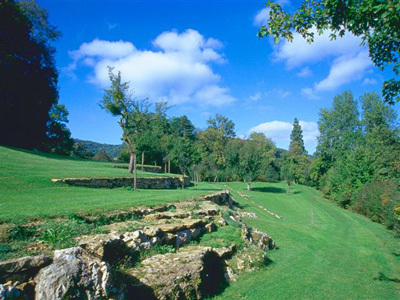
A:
<box><xmin>112</xmin><ymin>165</ymin><xmax>162</xmax><ymax>173</ymax></box>
<box><xmin>52</xmin><ymin>176</ymin><xmax>190</xmax><ymax>189</ymax></box>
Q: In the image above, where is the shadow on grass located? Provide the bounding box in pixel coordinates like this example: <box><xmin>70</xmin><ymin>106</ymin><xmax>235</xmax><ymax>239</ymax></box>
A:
<box><xmin>391</xmin><ymin>252</ymin><xmax>400</xmax><ymax>257</ymax></box>
<box><xmin>251</xmin><ymin>186</ymin><xmax>287</xmax><ymax>194</ymax></box>
<box><xmin>374</xmin><ymin>272</ymin><xmax>400</xmax><ymax>284</ymax></box>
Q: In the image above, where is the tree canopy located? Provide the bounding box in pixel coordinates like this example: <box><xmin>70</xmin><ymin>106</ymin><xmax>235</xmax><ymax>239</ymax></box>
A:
<box><xmin>258</xmin><ymin>0</ymin><xmax>400</xmax><ymax>104</ymax></box>
<box><xmin>0</xmin><ymin>0</ymin><xmax>65</xmax><ymax>150</ymax></box>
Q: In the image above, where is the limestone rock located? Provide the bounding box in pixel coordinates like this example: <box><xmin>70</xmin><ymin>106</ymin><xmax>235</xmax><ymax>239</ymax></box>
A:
<box><xmin>213</xmin><ymin>245</ymin><xmax>236</xmax><ymax>259</ymax></box>
<box><xmin>223</xmin><ymin>266</ymin><xmax>237</xmax><ymax>282</ymax></box>
<box><xmin>144</xmin><ymin>211</ymin><xmax>190</xmax><ymax>221</ymax></box>
<box><xmin>175</xmin><ymin>229</ymin><xmax>192</xmax><ymax>248</ymax></box>
<box><xmin>156</xmin><ymin>219</ymin><xmax>205</xmax><ymax>233</ymax></box>
<box><xmin>34</xmin><ymin>247</ymin><xmax>121</xmax><ymax>300</ymax></box>
<box><xmin>127</xmin><ymin>246</ymin><xmax>225</xmax><ymax>299</ymax></box>
<box><xmin>0</xmin><ymin>255</ymin><xmax>52</xmax><ymax>283</ymax></box>
<box><xmin>205</xmin><ymin>222</ymin><xmax>217</xmax><ymax>232</ymax></box>
<box><xmin>78</xmin><ymin>233</ymin><xmax>129</xmax><ymax>265</ymax></box>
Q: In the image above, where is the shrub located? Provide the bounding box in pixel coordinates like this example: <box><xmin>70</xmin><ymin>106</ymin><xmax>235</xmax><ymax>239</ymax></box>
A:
<box><xmin>353</xmin><ymin>180</ymin><xmax>400</xmax><ymax>232</ymax></box>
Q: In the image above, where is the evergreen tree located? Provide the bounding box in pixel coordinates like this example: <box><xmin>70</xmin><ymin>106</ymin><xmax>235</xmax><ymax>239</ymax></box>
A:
<box><xmin>289</xmin><ymin>118</ymin><xmax>306</xmax><ymax>153</ymax></box>
<box><xmin>287</xmin><ymin>118</ymin><xmax>310</xmax><ymax>185</ymax></box>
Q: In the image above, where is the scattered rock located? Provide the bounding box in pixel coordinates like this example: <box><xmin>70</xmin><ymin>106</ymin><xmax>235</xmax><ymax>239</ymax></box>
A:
<box><xmin>78</xmin><ymin>233</ymin><xmax>130</xmax><ymax>265</ymax></box>
<box><xmin>223</xmin><ymin>266</ymin><xmax>238</xmax><ymax>282</ymax></box>
<box><xmin>144</xmin><ymin>211</ymin><xmax>190</xmax><ymax>221</ymax></box>
<box><xmin>34</xmin><ymin>247</ymin><xmax>122</xmax><ymax>300</ymax></box>
<box><xmin>127</xmin><ymin>246</ymin><xmax>225</xmax><ymax>299</ymax></box>
<box><xmin>205</xmin><ymin>222</ymin><xmax>217</xmax><ymax>232</ymax></box>
<box><xmin>0</xmin><ymin>255</ymin><xmax>52</xmax><ymax>283</ymax></box>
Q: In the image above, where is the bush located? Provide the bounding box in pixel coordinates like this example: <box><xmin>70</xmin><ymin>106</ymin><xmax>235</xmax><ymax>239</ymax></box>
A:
<box><xmin>353</xmin><ymin>180</ymin><xmax>400</xmax><ymax>232</ymax></box>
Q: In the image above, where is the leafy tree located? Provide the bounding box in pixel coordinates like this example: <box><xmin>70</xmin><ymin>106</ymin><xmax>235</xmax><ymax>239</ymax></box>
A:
<box><xmin>198</xmin><ymin>114</ymin><xmax>236</xmax><ymax>181</ymax></box>
<box><xmin>93</xmin><ymin>150</ymin><xmax>112</xmax><ymax>162</ymax></box>
<box><xmin>101</xmin><ymin>67</ymin><xmax>149</xmax><ymax>190</ymax></box>
<box><xmin>71</xmin><ymin>142</ymin><xmax>94</xmax><ymax>159</ymax></box>
<box><xmin>258</xmin><ymin>0</ymin><xmax>400</xmax><ymax>104</ymax></box>
<box><xmin>315</xmin><ymin>91</ymin><xmax>361</xmax><ymax>169</ymax></box>
<box><xmin>170</xmin><ymin>115</ymin><xmax>196</xmax><ymax>141</ymax></box>
<box><xmin>171</xmin><ymin>137</ymin><xmax>196</xmax><ymax>189</ymax></box>
<box><xmin>44</xmin><ymin>103</ymin><xmax>73</xmax><ymax>155</ymax></box>
<box><xmin>239</xmin><ymin>133</ymin><xmax>276</xmax><ymax>190</ymax></box>
<box><xmin>0</xmin><ymin>0</ymin><xmax>62</xmax><ymax>149</ymax></box>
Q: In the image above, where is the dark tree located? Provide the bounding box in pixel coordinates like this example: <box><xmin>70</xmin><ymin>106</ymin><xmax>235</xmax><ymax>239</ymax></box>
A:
<box><xmin>44</xmin><ymin>103</ymin><xmax>73</xmax><ymax>155</ymax></box>
<box><xmin>0</xmin><ymin>0</ymin><xmax>61</xmax><ymax>149</ymax></box>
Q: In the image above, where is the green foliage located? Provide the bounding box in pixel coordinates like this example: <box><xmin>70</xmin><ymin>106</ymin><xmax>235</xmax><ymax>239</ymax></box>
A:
<box><xmin>258</xmin><ymin>0</ymin><xmax>400</xmax><ymax>104</ymax></box>
<box><xmin>39</xmin><ymin>219</ymin><xmax>103</xmax><ymax>249</ymax></box>
<box><xmin>44</xmin><ymin>103</ymin><xmax>74</xmax><ymax>156</ymax></box>
<box><xmin>93</xmin><ymin>150</ymin><xmax>112</xmax><ymax>162</ymax></box>
<box><xmin>313</xmin><ymin>91</ymin><xmax>400</xmax><ymax>228</ymax></box>
<box><xmin>7</xmin><ymin>222</ymin><xmax>36</xmax><ymax>242</ymax></box>
<box><xmin>0</xmin><ymin>0</ymin><xmax>68</xmax><ymax>150</ymax></box>
<box><xmin>353</xmin><ymin>180</ymin><xmax>400</xmax><ymax>233</ymax></box>
<box><xmin>289</xmin><ymin>118</ymin><xmax>306</xmax><ymax>153</ymax></box>
<box><xmin>73</xmin><ymin>139</ymin><xmax>122</xmax><ymax>159</ymax></box>
<box><xmin>152</xmin><ymin>244</ymin><xmax>176</xmax><ymax>254</ymax></box>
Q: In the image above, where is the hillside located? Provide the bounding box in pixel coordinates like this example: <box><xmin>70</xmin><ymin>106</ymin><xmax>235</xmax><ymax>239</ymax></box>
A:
<box><xmin>0</xmin><ymin>146</ymin><xmax>209</xmax><ymax>221</ymax></box>
<box><xmin>0</xmin><ymin>146</ymin><xmax>399</xmax><ymax>299</ymax></box>
<box><xmin>74</xmin><ymin>139</ymin><xmax>124</xmax><ymax>158</ymax></box>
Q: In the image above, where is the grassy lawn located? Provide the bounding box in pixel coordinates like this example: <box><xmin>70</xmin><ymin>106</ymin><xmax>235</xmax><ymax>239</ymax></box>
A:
<box><xmin>1</xmin><ymin>146</ymin><xmax>399</xmax><ymax>298</ymax></box>
<box><xmin>0</xmin><ymin>146</ymin><xmax>220</xmax><ymax>221</ymax></box>
<box><xmin>214</xmin><ymin>182</ymin><xmax>400</xmax><ymax>299</ymax></box>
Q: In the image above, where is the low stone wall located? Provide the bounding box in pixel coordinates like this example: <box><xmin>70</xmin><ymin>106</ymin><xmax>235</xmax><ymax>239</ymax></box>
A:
<box><xmin>52</xmin><ymin>176</ymin><xmax>190</xmax><ymax>189</ymax></box>
<box><xmin>112</xmin><ymin>165</ymin><xmax>162</xmax><ymax>173</ymax></box>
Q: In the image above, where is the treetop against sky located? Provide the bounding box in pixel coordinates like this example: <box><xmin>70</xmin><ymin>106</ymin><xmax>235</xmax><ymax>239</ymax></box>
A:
<box><xmin>37</xmin><ymin>0</ymin><xmax>398</xmax><ymax>154</ymax></box>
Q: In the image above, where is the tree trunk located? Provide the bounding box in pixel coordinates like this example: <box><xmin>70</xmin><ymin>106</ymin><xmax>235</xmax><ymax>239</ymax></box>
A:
<box><xmin>286</xmin><ymin>181</ymin><xmax>291</xmax><ymax>194</ymax></box>
<box><xmin>182</xmin><ymin>172</ymin><xmax>185</xmax><ymax>189</ymax></box>
<box><xmin>164</xmin><ymin>162</ymin><xmax>167</xmax><ymax>173</ymax></box>
<box><xmin>133</xmin><ymin>153</ymin><xmax>137</xmax><ymax>191</ymax></box>
<box><xmin>168</xmin><ymin>159</ymin><xmax>171</xmax><ymax>173</ymax></box>
<box><xmin>128</xmin><ymin>153</ymin><xmax>134</xmax><ymax>173</ymax></box>
<box><xmin>247</xmin><ymin>182</ymin><xmax>251</xmax><ymax>191</ymax></box>
<box><xmin>141</xmin><ymin>152</ymin><xmax>144</xmax><ymax>171</ymax></box>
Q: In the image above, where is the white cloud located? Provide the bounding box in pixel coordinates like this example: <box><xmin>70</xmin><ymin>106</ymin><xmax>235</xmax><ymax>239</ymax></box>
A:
<box><xmin>315</xmin><ymin>51</ymin><xmax>372</xmax><ymax>91</ymax></box>
<box><xmin>362</xmin><ymin>77</ymin><xmax>378</xmax><ymax>86</ymax></box>
<box><xmin>301</xmin><ymin>88</ymin><xmax>320</xmax><ymax>100</ymax></box>
<box><xmin>274</xmin><ymin>29</ymin><xmax>363</xmax><ymax>69</ymax></box>
<box><xmin>68</xmin><ymin>29</ymin><xmax>235</xmax><ymax>107</ymax></box>
<box><xmin>249</xmin><ymin>92</ymin><xmax>262</xmax><ymax>101</ymax></box>
<box><xmin>273</xmin><ymin>28</ymin><xmax>373</xmax><ymax>97</ymax></box>
<box><xmin>253</xmin><ymin>8</ymin><xmax>270</xmax><ymax>26</ymax></box>
<box><xmin>297</xmin><ymin>67</ymin><xmax>313</xmax><ymax>78</ymax></box>
<box><xmin>249</xmin><ymin>120</ymin><xmax>319</xmax><ymax>153</ymax></box>
<box><xmin>70</xmin><ymin>39</ymin><xmax>135</xmax><ymax>61</ymax></box>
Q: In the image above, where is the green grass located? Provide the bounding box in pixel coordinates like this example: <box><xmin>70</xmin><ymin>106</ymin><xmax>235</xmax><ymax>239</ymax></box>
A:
<box><xmin>0</xmin><ymin>146</ymin><xmax>220</xmax><ymax>221</ymax></box>
<box><xmin>1</xmin><ymin>146</ymin><xmax>399</xmax><ymax>298</ymax></box>
<box><xmin>214</xmin><ymin>182</ymin><xmax>400</xmax><ymax>299</ymax></box>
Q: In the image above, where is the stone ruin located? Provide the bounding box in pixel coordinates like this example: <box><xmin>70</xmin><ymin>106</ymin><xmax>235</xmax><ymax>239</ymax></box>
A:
<box><xmin>0</xmin><ymin>191</ymin><xmax>275</xmax><ymax>299</ymax></box>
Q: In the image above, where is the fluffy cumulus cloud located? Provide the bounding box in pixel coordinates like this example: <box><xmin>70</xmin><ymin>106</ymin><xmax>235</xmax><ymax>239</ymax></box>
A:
<box><xmin>273</xmin><ymin>29</ymin><xmax>373</xmax><ymax>98</ymax></box>
<box><xmin>249</xmin><ymin>120</ymin><xmax>319</xmax><ymax>153</ymax></box>
<box><xmin>68</xmin><ymin>29</ymin><xmax>236</xmax><ymax>107</ymax></box>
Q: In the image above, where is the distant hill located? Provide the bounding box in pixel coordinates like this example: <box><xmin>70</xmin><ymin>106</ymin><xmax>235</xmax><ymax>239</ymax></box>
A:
<box><xmin>74</xmin><ymin>139</ymin><xmax>123</xmax><ymax>159</ymax></box>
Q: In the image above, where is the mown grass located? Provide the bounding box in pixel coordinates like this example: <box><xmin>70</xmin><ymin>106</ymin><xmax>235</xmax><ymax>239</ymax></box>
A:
<box><xmin>214</xmin><ymin>182</ymin><xmax>400</xmax><ymax>299</ymax></box>
<box><xmin>1</xmin><ymin>146</ymin><xmax>399</xmax><ymax>298</ymax></box>
<box><xmin>0</xmin><ymin>146</ymin><xmax>220</xmax><ymax>221</ymax></box>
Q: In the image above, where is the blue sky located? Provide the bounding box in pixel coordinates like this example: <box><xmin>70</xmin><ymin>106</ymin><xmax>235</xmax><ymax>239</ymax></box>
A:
<box><xmin>37</xmin><ymin>0</ymin><xmax>396</xmax><ymax>154</ymax></box>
